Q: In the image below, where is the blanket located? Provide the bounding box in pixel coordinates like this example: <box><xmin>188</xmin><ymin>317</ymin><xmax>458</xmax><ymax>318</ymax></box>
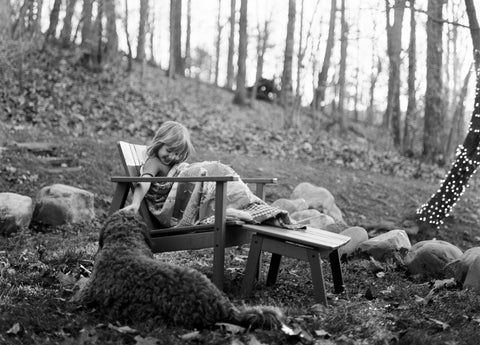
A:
<box><xmin>144</xmin><ymin>161</ymin><xmax>303</xmax><ymax>230</ymax></box>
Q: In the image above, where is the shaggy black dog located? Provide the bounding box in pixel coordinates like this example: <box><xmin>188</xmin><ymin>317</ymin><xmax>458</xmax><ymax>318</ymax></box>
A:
<box><xmin>78</xmin><ymin>210</ymin><xmax>283</xmax><ymax>329</ymax></box>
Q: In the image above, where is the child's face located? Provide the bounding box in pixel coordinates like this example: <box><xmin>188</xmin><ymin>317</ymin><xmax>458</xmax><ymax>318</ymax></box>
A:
<box><xmin>157</xmin><ymin>145</ymin><xmax>179</xmax><ymax>166</ymax></box>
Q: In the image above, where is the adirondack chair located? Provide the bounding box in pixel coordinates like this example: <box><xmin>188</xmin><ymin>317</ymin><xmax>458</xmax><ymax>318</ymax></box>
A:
<box><xmin>109</xmin><ymin>141</ymin><xmax>277</xmax><ymax>290</ymax></box>
<box><xmin>110</xmin><ymin>141</ymin><xmax>351</xmax><ymax>304</ymax></box>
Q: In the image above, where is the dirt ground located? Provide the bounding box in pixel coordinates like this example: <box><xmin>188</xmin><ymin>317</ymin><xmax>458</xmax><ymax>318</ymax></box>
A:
<box><xmin>2</xmin><ymin>54</ymin><xmax>480</xmax><ymax>344</ymax></box>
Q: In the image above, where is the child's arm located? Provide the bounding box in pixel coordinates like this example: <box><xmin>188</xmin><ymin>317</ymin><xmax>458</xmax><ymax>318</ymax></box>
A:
<box><xmin>122</xmin><ymin>157</ymin><xmax>170</xmax><ymax>213</ymax></box>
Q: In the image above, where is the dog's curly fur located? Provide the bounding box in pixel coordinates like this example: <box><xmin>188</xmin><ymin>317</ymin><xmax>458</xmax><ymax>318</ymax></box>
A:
<box><xmin>78</xmin><ymin>210</ymin><xmax>283</xmax><ymax>329</ymax></box>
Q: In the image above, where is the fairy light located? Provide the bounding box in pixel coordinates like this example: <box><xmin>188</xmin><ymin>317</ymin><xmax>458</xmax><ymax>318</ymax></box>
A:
<box><xmin>417</xmin><ymin>67</ymin><xmax>480</xmax><ymax>227</ymax></box>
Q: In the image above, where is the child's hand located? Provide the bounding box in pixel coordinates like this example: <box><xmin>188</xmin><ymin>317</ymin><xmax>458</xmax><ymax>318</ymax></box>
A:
<box><xmin>121</xmin><ymin>204</ymin><xmax>140</xmax><ymax>214</ymax></box>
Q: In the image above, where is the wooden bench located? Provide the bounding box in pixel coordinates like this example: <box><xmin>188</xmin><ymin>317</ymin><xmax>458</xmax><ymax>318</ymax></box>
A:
<box><xmin>239</xmin><ymin>224</ymin><xmax>350</xmax><ymax>306</ymax></box>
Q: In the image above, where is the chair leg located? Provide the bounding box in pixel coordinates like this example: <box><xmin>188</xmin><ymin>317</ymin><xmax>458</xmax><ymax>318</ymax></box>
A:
<box><xmin>266</xmin><ymin>253</ymin><xmax>282</xmax><ymax>286</ymax></box>
<box><xmin>329</xmin><ymin>249</ymin><xmax>345</xmax><ymax>294</ymax></box>
<box><xmin>307</xmin><ymin>249</ymin><xmax>328</xmax><ymax>306</ymax></box>
<box><xmin>241</xmin><ymin>235</ymin><xmax>264</xmax><ymax>298</ymax></box>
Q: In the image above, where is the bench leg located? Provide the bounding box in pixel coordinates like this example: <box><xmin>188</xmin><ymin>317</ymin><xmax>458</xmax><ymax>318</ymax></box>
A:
<box><xmin>241</xmin><ymin>235</ymin><xmax>264</xmax><ymax>298</ymax></box>
<box><xmin>266</xmin><ymin>253</ymin><xmax>282</xmax><ymax>286</ymax></box>
<box><xmin>307</xmin><ymin>249</ymin><xmax>328</xmax><ymax>306</ymax></box>
<box><xmin>329</xmin><ymin>249</ymin><xmax>345</xmax><ymax>294</ymax></box>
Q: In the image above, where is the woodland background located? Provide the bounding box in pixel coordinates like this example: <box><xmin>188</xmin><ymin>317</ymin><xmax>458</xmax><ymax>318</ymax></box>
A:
<box><xmin>2</xmin><ymin>0</ymin><xmax>480</xmax><ymax>344</ymax></box>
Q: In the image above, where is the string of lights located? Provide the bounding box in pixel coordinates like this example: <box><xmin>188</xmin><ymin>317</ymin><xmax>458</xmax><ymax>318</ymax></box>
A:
<box><xmin>416</xmin><ymin>66</ymin><xmax>480</xmax><ymax>227</ymax></box>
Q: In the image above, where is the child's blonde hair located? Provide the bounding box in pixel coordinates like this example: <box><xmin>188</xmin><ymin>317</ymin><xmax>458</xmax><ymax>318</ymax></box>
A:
<box><xmin>147</xmin><ymin>121</ymin><xmax>194</xmax><ymax>164</ymax></box>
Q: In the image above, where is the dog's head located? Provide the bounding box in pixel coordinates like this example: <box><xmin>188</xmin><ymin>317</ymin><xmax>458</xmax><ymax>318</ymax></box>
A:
<box><xmin>99</xmin><ymin>209</ymin><xmax>153</xmax><ymax>250</ymax></box>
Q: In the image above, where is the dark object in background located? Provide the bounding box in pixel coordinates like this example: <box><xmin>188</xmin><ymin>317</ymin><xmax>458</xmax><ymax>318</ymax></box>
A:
<box><xmin>247</xmin><ymin>78</ymin><xmax>280</xmax><ymax>102</ymax></box>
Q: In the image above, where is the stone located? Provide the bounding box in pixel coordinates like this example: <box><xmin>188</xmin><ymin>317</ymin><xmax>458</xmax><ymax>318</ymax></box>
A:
<box><xmin>358</xmin><ymin>229</ymin><xmax>411</xmax><ymax>261</ymax></box>
<box><xmin>290</xmin><ymin>209</ymin><xmax>335</xmax><ymax>228</ymax></box>
<box><xmin>0</xmin><ymin>193</ymin><xmax>34</xmax><ymax>236</ymax></box>
<box><xmin>464</xmin><ymin>256</ymin><xmax>480</xmax><ymax>292</ymax></box>
<box><xmin>338</xmin><ymin>226</ymin><xmax>369</xmax><ymax>259</ymax></box>
<box><xmin>290</xmin><ymin>182</ymin><xmax>344</xmax><ymax>223</ymax></box>
<box><xmin>445</xmin><ymin>247</ymin><xmax>480</xmax><ymax>285</ymax></box>
<box><xmin>33</xmin><ymin>184</ymin><xmax>95</xmax><ymax>225</ymax></box>
<box><xmin>405</xmin><ymin>240</ymin><xmax>463</xmax><ymax>280</ymax></box>
<box><xmin>271</xmin><ymin>198</ymin><xmax>308</xmax><ymax>214</ymax></box>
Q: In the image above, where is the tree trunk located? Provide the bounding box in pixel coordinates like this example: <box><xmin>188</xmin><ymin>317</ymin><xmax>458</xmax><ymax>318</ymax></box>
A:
<box><xmin>169</xmin><ymin>0</ymin><xmax>183</xmax><ymax>77</ymax></box>
<box><xmin>416</xmin><ymin>0</ymin><xmax>480</xmax><ymax>228</ymax></box>
<box><xmin>337</xmin><ymin>0</ymin><xmax>347</xmax><ymax>133</ymax></box>
<box><xmin>226</xmin><ymin>0</ymin><xmax>236</xmax><ymax>89</ymax></box>
<box><xmin>137</xmin><ymin>0</ymin><xmax>148</xmax><ymax>62</ymax></box>
<box><xmin>233</xmin><ymin>0</ymin><xmax>247</xmax><ymax>105</ymax></box>
<box><xmin>214</xmin><ymin>0</ymin><xmax>222</xmax><ymax>86</ymax></box>
<box><xmin>280</xmin><ymin>0</ymin><xmax>296</xmax><ymax>111</ymax></box>
<box><xmin>60</xmin><ymin>0</ymin><xmax>78</xmax><ymax>47</ymax></box>
<box><xmin>314</xmin><ymin>0</ymin><xmax>336</xmax><ymax>110</ymax></box>
<box><xmin>251</xmin><ymin>16</ymin><xmax>271</xmax><ymax>102</ymax></box>
<box><xmin>104</xmin><ymin>0</ymin><xmax>118</xmax><ymax>60</ymax></box>
<box><xmin>185</xmin><ymin>0</ymin><xmax>191</xmax><ymax>75</ymax></box>
<box><xmin>403</xmin><ymin>0</ymin><xmax>417</xmax><ymax>153</ymax></box>
<box><xmin>295</xmin><ymin>0</ymin><xmax>305</xmax><ymax>98</ymax></box>
<box><xmin>44</xmin><ymin>0</ymin><xmax>62</xmax><ymax>42</ymax></box>
<box><xmin>81</xmin><ymin>0</ymin><xmax>94</xmax><ymax>48</ymax></box>
<box><xmin>423</xmin><ymin>0</ymin><xmax>445</xmax><ymax>163</ymax></box>
<box><xmin>124</xmin><ymin>0</ymin><xmax>133</xmax><ymax>72</ymax></box>
<box><xmin>0</xmin><ymin>0</ymin><xmax>12</xmax><ymax>37</ymax></box>
<box><xmin>384</xmin><ymin>0</ymin><xmax>406</xmax><ymax>148</ymax></box>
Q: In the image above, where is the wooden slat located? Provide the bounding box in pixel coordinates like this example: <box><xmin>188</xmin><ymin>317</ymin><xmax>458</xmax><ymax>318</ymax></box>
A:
<box><xmin>242</xmin><ymin>178</ymin><xmax>278</xmax><ymax>184</ymax></box>
<box><xmin>111</xmin><ymin>175</ymin><xmax>240</xmax><ymax>183</ymax></box>
<box><xmin>241</xmin><ymin>224</ymin><xmax>350</xmax><ymax>249</ymax></box>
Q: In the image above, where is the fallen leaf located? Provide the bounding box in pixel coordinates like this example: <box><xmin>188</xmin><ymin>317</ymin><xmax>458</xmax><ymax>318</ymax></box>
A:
<box><xmin>428</xmin><ymin>318</ymin><xmax>449</xmax><ymax>330</ymax></box>
<box><xmin>108</xmin><ymin>323</ymin><xmax>138</xmax><ymax>334</ymax></box>
<box><xmin>215</xmin><ymin>322</ymin><xmax>245</xmax><ymax>334</ymax></box>
<box><xmin>134</xmin><ymin>335</ymin><xmax>160</xmax><ymax>345</ymax></box>
<box><xmin>315</xmin><ymin>329</ymin><xmax>331</xmax><ymax>338</ymax></box>
<box><xmin>179</xmin><ymin>331</ymin><xmax>200</xmax><ymax>340</ymax></box>
<box><xmin>6</xmin><ymin>323</ymin><xmax>21</xmax><ymax>335</ymax></box>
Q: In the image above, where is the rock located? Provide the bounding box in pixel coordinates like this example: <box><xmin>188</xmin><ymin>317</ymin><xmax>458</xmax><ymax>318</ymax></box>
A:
<box><xmin>358</xmin><ymin>229</ymin><xmax>411</xmax><ymax>261</ymax></box>
<box><xmin>0</xmin><ymin>193</ymin><xmax>34</xmax><ymax>236</ymax></box>
<box><xmin>405</xmin><ymin>240</ymin><xmax>463</xmax><ymax>280</ymax></box>
<box><xmin>290</xmin><ymin>209</ymin><xmax>336</xmax><ymax>228</ymax></box>
<box><xmin>445</xmin><ymin>247</ymin><xmax>480</xmax><ymax>285</ymax></box>
<box><xmin>271</xmin><ymin>198</ymin><xmax>308</xmax><ymax>214</ymax></box>
<box><xmin>324</xmin><ymin>222</ymin><xmax>350</xmax><ymax>234</ymax></box>
<box><xmin>464</xmin><ymin>256</ymin><xmax>480</xmax><ymax>292</ymax></box>
<box><xmin>338</xmin><ymin>226</ymin><xmax>369</xmax><ymax>259</ymax></box>
<box><xmin>33</xmin><ymin>184</ymin><xmax>95</xmax><ymax>225</ymax></box>
<box><xmin>290</xmin><ymin>182</ymin><xmax>344</xmax><ymax>223</ymax></box>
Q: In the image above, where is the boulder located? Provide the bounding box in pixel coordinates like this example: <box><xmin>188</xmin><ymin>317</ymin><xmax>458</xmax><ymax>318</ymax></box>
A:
<box><xmin>33</xmin><ymin>184</ymin><xmax>95</xmax><ymax>225</ymax></box>
<box><xmin>445</xmin><ymin>247</ymin><xmax>480</xmax><ymax>286</ymax></box>
<box><xmin>405</xmin><ymin>240</ymin><xmax>463</xmax><ymax>280</ymax></box>
<box><xmin>464</xmin><ymin>256</ymin><xmax>480</xmax><ymax>292</ymax></box>
<box><xmin>290</xmin><ymin>209</ymin><xmax>335</xmax><ymax>228</ymax></box>
<box><xmin>338</xmin><ymin>226</ymin><xmax>369</xmax><ymax>259</ymax></box>
<box><xmin>290</xmin><ymin>182</ymin><xmax>344</xmax><ymax>223</ymax></box>
<box><xmin>0</xmin><ymin>193</ymin><xmax>34</xmax><ymax>236</ymax></box>
<box><xmin>271</xmin><ymin>198</ymin><xmax>308</xmax><ymax>214</ymax></box>
<box><xmin>358</xmin><ymin>229</ymin><xmax>411</xmax><ymax>261</ymax></box>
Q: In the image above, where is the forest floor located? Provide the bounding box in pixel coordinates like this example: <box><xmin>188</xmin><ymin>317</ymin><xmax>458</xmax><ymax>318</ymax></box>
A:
<box><xmin>2</xmin><ymin>46</ymin><xmax>480</xmax><ymax>344</ymax></box>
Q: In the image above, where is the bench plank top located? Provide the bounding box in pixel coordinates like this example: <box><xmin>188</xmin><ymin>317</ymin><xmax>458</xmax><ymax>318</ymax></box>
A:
<box><xmin>241</xmin><ymin>224</ymin><xmax>351</xmax><ymax>249</ymax></box>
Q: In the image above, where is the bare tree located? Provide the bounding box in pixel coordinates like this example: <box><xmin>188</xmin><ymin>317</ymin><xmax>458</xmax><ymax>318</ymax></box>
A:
<box><xmin>44</xmin><ymin>0</ymin><xmax>62</xmax><ymax>43</ymax></box>
<box><xmin>233</xmin><ymin>0</ymin><xmax>247</xmax><ymax>105</ymax></box>
<box><xmin>137</xmin><ymin>0</ymin><xmax>148</xmax><ymax>62</ymax></box>
<box><xmin>313</xmin><ymin>0</ymin><xmax>336</xmax><ymax>111</ymax></box>
<box><xmin>185</xmin><ymin>0</ymin><xmax>191</xmax><ymax>75</ymax></box>
<box><xmin>226</xmin><ymin>0</ymin><xmax>236</xmax><ymax>89</ymax></box>
<box><xmin>423</xmin><ymin>0</ymin><xmax>445</xmax><ymax>163</ymax></box>
<box><xmin>104</xmin><ymin>0</ymin><xmax>118</xmax><ymax>60</ymax></box>
<box><xmin>416</xmin><ymin>0</ymin><xmax>480</xmax><ymax>229</ymax></box>
<box><xmin>280</xmin><ymin>0</ymin><xmax>295</xmax><ymax>106</ymax></box>
<box><xmin>81</xmin><ymin>0</ymin><xmax>94</xmax><ymax>49</ymax></box>
<box><xmin>214</xmin><ymin>0</ymin><xmax>223</xmax><ymax>86</ymax></box>
<box><xmin>403</xmin><ymin>0</ymin><xmax>417</xmax><ymax>153</ymax></box>
<box><xmin>60</xmin><ymin>0</ymin><xmax>78</xmax><ymax>47</ymax></box>
<box><xmin>384</xmin><ymin>0</ymin><xmax>406</xmax><ymax>148</ymax></box>
<box><xmin>169</xmin><ymin>0</ymin><xmax>184</xmax><ymax>77</ymax></box>
<box><xmin>0</xmin><ymin>0</ymin><xmax>12</xmax><ymax>37</ymax></box>
<box><xmin>337</xmin><ymin>0</ymin><xmax>347</xmax><ymax>133</ymax></box>
<box><xmin>124</xmin><ymin>0</ymin><xmax>133</xmax><ymax>72</ymax></box>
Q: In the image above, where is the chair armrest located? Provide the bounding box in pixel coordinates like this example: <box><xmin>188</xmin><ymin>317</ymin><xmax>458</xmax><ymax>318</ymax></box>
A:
<box><xmin>111</xmin><ymin>175</ymin><xmax>239</xmax><ymax>183</ymax></box>
<box><xmin>242</xmin><ymin>178</ymin><xmax>278</xmax><ymax>184</ymax></box>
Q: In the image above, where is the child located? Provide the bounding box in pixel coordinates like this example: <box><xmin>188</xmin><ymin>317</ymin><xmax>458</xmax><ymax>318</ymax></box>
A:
<box><xmin>122</xmin><ymin>121</ymin><xmax>195</xmax><ymax>214</ymax></box>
